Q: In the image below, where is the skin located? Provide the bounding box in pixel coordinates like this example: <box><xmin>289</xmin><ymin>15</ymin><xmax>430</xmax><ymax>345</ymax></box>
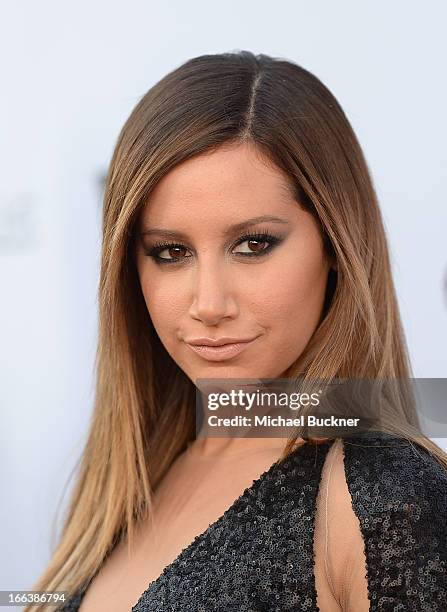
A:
<box><xmin>135</xmin><ymin>140</ymin><xmax>335</xmax><ymax>458</ymax></box>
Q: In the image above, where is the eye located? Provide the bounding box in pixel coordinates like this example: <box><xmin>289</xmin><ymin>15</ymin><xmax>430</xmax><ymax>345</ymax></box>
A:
<box><xmin>232</xmin><ymin>231</ymin><xmax>281</xmax><ymax>257</ymax></box>
<box><xmin>145</xmin><ymin>230</ymin><xmax>282</xmax><ymax>265</ymax></box>
<box><xmin>149</xmin><ymin>243</ymin><xmax>193</xmax><ymax>262</ymax></box>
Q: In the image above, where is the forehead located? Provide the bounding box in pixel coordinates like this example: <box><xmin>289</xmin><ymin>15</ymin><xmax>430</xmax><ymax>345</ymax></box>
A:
<box><xmin>139</xmin><ymin>143</ymin><xmax>298</xmax><ymax>227</ymax></box>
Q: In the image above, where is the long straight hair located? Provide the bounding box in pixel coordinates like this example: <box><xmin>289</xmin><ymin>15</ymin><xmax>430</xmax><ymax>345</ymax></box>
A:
<box><xmin>26</xmin><ymin>50</ymin><xmax>447</xmax><ymax>607</ymax></box>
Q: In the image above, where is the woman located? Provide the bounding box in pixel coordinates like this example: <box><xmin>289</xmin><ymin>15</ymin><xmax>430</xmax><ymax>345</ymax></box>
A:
<box><xmin>27</xmin><ymin>51</ymin><xmax>447</xmax><ymax>611</ymax></box>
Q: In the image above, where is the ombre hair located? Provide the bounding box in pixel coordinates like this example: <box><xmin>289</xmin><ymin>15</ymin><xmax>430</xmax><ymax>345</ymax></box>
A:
<box><xmin>26</xmin><ymin>50</ymin><xmax>447</xmax><ymax>607</ymax></box>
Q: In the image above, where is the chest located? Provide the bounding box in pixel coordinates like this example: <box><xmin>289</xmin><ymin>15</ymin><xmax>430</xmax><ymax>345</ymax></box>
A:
<box><xmin>78</xmin><ymin>450</ymin><xmax>283</xmax><ymax>612</ymax></box>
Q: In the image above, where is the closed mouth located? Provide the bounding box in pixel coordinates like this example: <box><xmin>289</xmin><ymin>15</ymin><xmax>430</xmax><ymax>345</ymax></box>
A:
<box><xmin>185</xmin><ymin>336</ymin><xmax>260</xmax><ymax>361</ymax></box>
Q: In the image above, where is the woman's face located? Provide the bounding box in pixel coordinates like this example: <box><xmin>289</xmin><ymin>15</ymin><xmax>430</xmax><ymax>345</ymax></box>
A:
<box><xmin>135</xmin><ymin>142</ymin><xmax>332</xmax><ymax>384</ymax></box>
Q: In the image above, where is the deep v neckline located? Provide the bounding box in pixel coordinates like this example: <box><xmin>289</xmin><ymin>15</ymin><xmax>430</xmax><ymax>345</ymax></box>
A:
<box><xmin>131</xmin><ymin>441</ymin><xmax>310</xmax><ymax>610</ymax></box>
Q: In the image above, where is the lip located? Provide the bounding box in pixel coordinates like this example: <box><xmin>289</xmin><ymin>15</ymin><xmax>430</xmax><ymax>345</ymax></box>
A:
<box><xmin>186</xmin><ymin>336</ymin><xmax>258</xmax><ymax>347</ymax></box>
<box><xmin>185</xmin><ymin>336</ymin><xmax>260</xmax><ymax>361</ymax></box>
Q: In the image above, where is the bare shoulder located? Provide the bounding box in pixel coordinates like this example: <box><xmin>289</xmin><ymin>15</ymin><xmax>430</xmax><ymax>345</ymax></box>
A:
<box><xmin>314</xmin><ymin>438</ymin><xmax>370</xmax><ymax>611</ymax></box>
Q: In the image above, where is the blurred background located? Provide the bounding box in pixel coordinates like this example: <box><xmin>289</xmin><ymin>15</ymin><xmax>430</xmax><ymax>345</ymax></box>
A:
<box><xmin>1</xmin><ymin>0</ymin><xmax>446</xmax><ymax>602</ymax></box>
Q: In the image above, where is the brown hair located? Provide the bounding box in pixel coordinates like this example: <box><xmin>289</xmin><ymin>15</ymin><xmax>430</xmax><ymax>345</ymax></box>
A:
<box><xmin>26</xmin><ymin>50</ymin><xmax>447</xmax><ymax>607</ymax></box>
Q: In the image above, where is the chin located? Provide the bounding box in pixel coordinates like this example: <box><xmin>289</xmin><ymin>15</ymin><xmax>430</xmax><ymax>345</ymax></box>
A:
<box><xmin>189</xmin><ymin>365</ymin><xmax>276</xmax><ymax>384</ymax></box>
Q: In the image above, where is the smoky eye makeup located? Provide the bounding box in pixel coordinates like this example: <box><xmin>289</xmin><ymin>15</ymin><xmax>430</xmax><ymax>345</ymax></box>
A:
<box><xmin>140</xmin><ymin>226</ymin><xmax>286</xmax><ymax>265</ymax></box>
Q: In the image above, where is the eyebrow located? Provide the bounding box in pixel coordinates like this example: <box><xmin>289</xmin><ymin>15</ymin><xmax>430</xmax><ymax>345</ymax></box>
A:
<box><xmin>139</xmin><ymin>215</ymin><xmax>291</xmax><ymax>240</ymax></box>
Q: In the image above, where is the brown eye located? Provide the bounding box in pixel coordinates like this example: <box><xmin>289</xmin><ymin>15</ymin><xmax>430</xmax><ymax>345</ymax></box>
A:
<box><xmin>158</xmin><ymin>245</ymin><xmax>190</xmax><ymax>260</ymax></box>
<box><xmin>233</xmin><ymin>238</ymin><xmax>269</xmax><ymax>254</ymax></box>
<box><xmin>147</xmin><ymin>231</ymin><xmax>281</xmax><ymax>265</ymax></box>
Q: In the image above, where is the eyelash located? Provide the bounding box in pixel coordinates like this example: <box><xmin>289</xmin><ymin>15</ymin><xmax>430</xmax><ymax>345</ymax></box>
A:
<box><xmin>145</xmin><ymin>230</ymin><xmax>282</xmax><ymax>265</ymax></box>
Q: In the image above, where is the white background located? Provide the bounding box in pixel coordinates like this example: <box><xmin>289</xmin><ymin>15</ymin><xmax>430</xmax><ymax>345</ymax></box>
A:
<box><xmin>1</xmin><ymin>0</ymin><xmax>446</xmax><ymax>600</ymax></box>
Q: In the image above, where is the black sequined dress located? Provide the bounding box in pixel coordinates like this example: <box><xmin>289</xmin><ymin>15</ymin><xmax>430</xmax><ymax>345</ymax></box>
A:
<box><xmin>58</xmin><ymin>433</ymin><xmax>447</xmax><ymax>611</ymax></box>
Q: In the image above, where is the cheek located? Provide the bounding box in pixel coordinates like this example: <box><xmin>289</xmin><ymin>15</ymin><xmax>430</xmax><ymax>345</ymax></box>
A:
<box><xmin>138</xmin><ymin>270</ymin><xmax>185</xmax><ymax>345</ymax></box>
<box><xmin>247</xmin><ymin>252</ymin><xmax>329</xmax><ymax>344</ymax></box>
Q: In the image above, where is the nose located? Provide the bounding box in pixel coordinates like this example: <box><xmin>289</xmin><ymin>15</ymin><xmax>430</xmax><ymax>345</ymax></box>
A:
<box><xmin>188</xmin><ymin>257</ymin><xmax>239</xmax><ymax>325</ymax></box>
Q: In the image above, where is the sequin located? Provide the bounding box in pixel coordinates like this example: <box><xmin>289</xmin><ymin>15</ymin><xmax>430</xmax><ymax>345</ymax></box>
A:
<box><xmin>58</xmin><ymin>433</ymin><xmax>447</xmax><ymax>611</ymax></box>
